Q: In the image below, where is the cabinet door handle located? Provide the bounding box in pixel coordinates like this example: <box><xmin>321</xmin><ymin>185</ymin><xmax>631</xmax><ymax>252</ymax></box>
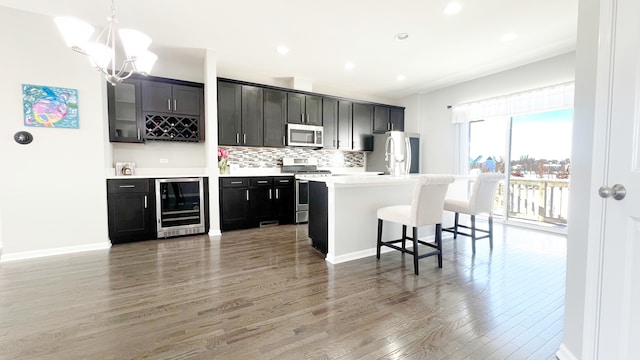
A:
<box><xmin>236</xmin><ymin>133</ymin><xmax>240</xmax><ymax>144</ymax></box>
<box><xmin>167</xmin><ymin>99</ymin><xmax>171</xmax><ymax>111</ymax></box>
<box><xmin>333</xmin><ymin>140</ymin><xmax>336</xmax><ymax>147</ymax></box>
<box><xmin>144</xmin><ymin>195</ymin><xmax>148</xmax><ymax>209</ymax></box>
<box><xmin>173</xmin><ymin>99</ymin><xmax>177</xmax><ymax>112</ymax></box>
<box><xmin>275</xmin><ymin>188</ymin><xmax>279</xmax><ymax>199</ymax></box>
<box><xmin>137</xmin><ymin>129</ymin><xmax>141</xmax><ymax>140</ymax></box>
<box><xmin>282</xmin><ymin>136</ymin><xmax>285</xmax><ymax>146</ymax></box>
<box><xmin>246</xmin><ymin>189</ymin><xmax>249</xmax><ymax>201</ymax></box>
<box><xmin>269</xmin><ymin>189</ymin><xmax>272</xmax><ymax>199</ymax></box>
<box><xmin>307</xmin><ymin>113</ymin><xmax>310</xmax><ymax>123</ymax></box>
<box><xmin>243</xmin><ymin>133</ymin><xmax>246</xmax><ymax>143</ymax></box>
<box><xmin>119</xmin><ymin>185</ymin><xmax>135</xmax><ymax>188</ymax></box>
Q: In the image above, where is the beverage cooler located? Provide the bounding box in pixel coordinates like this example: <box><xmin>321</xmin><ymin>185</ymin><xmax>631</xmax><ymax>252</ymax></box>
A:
<box><xmin>155</xmin><ymin>177</ymin><xmax>206</xmax><ymax>238</ymax></box>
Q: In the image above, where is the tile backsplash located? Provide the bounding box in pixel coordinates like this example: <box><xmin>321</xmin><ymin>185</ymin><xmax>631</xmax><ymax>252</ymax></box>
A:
<box><xmin>220</xmin><ymin>146</ymin><xmax>364</xmax><ymax>168</ymax></box>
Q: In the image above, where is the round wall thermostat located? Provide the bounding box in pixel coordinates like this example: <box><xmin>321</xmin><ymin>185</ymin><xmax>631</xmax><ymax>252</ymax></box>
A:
<box><xmin>14</xmin><ymin>131</ymin><xmax>33</xmax><ymax>145</ymax></box>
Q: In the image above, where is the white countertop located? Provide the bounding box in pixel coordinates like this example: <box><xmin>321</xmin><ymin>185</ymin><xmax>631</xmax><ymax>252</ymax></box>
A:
<box><xmin>107</xmin><ymin>174</ymin><xmax>209</xmax><ymax>179</ymax></box>
<box><xmin>308</xmin><ymin>174</ymin><xmax>421</xmax><ymax>187</ymax></box>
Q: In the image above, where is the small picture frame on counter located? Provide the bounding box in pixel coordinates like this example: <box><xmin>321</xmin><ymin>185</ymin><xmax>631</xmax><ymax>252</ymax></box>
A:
<box><xmin>115</xmin><ymin>162</ymin><xmax>136</xmax><ymax>176</ymax></box>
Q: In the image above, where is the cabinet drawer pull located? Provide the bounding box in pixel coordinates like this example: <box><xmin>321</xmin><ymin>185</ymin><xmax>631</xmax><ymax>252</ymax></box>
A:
<box><xmin>279</xmin><ymin>180</ymin><xmax>289</xmax><ymax>183</ymax></box>
<box><xmin>167</xmin><ymin>99</ymin><xmax>171</xmax><ymax>111</ymax></box>
<box><xmin>246</xmin><ymin>189</ymin><xmax>249</xmax><ymax>201</ymax></box>
<box><xmin>119</xmin><ymin>185</ymin><xmax>136</xmax><ymax>188</ymax></box>
<box><xmin>230</xmin><ymin>181</ymin><xmax>243</xmax><ymax>184</ymax></box>
<box><xmin>257</xmin><ymin>180</ymin><xmax>268</xmax><ymax>184</ymax></box>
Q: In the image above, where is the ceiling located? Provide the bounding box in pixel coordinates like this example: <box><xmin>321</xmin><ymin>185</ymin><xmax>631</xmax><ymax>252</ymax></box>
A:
<box><xmin>0</xmin><ymin>0</ymin><xmax>578</xmax><ymax>101</ymax></box>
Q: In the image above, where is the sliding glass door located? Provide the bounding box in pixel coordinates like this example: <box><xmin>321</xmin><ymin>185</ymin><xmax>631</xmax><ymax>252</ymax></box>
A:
<box><xmin>468</xmin><ymin>109</ymin><xmax>573</xmax><ymax>228</ymax></box>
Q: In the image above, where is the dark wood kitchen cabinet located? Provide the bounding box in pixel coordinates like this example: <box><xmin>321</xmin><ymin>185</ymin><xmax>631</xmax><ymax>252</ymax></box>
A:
<box><xmin>141</xmin><ymin>81</ymin><xmax>202</xmax><ymax>116</ymax></box>
<box><xmin>273</xmin><ymin>177</ymin><xmax>295</xmax><ymax>224</ymax></box>
<box><xmin>108</xmin><ymin>75</ymin><xmax>204</xmax><ymax>143</ymax></box>
<box><xmin>107</xmin><ymin>78</ymin><xmax>144</xmax><ymax>143</ymax></box>
<box><xmin>140</xmin><ymin>79</ymin><xmax>204</xmax><ymax>142</ymax></box>
<box><xmin>217</xmin><ymin>81</ymin><xmax>263</xmax><ymax>146</ymax></box>
<box><xmin>263</xmin><ymin>89</ymin><xmax>287</xmax><ymax>147</ymax></box>
<box><xmin>389</xmin><ymin>107</ymin><xmax>405</xmax><ymax>131</ymax></box>
<box><xmin>241</xmin><ymin>86</ymin><xmax>264</xmax><ymax>146</ymax></box>
<box><xmin>107</xmin><ymin>179</ymin><xmax>156</xmax><ymax>244</ymax></box>
<box><xmin>249</xmin><ymin>178</ymin><xmax>275</xmax><ymax>223</ymax></box>
<box><xmin>219</xmin><ymin>178</ymin><xmax>251</xmax><ymax>230</ymax></box>
<box><xmin>287</xmin><ymin>93</ymin><xmax>322</xmax><ymax>125</ymax></box>
<box><xmin>352</xmin><ymin>103</ymin><xmax>373</xmax><ymax>151</ymax></box>
<box><xmin>337</xmin><ymin>100</ymin><xmax>353</xmax><ymax>150</ymax></box>
<box><xmin>373</xmin><ymin>105</ymin><xmax>405</xmax><ymax>133</ymax></box>
<box><xmin>322</xmin><ymin>98</ymin><xmax>338</xmax><ymax>149</ymax></box>
<box><xmin>373</xmin><ymin>105</ymin><xmax>390</xmax><ymax>133</ymax></box>
<box><xmin>219</xmin><ymin>176</ymin><xmax>294</xmax><ymax>231</ymax></box>
<box><xmin>218</xmin><ymin>81</ymin><xmax>242</xmax><ymax>146</ymax></box>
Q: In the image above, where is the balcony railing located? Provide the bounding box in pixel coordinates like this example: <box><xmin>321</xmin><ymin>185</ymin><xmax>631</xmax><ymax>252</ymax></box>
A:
<box><xmin>494</xmin><ymin>178</ymin><xmax>570</xmax><ymax>225</ymax></box>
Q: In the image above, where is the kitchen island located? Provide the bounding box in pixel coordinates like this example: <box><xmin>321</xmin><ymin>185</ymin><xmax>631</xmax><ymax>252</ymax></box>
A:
<box><xmin>308</xmin><ymin>174</ymin><xmax>469</xmax><ymax>264</ymax></box>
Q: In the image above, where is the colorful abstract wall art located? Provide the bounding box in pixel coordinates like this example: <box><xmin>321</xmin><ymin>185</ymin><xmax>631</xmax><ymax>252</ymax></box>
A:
<box><xmin>22</xmin><ymin>84</ymin><xmax>79</xmax><ymax>128</ymax></box>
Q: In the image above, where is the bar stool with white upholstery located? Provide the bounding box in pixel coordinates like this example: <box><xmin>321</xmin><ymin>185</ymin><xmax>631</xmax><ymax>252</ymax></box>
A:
<box><xmin>442</xmin><ymin>172</ymin><xmax>504</xmax><ymax>253</ymax></box>
<box><xmin>376</xmin><ymin>175</ymin><xmax>455</xmax><ymax>275</ymax></box>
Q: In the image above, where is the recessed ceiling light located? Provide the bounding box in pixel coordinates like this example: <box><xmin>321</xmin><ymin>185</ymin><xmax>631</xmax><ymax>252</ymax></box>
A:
<box><xmin>276</xmin><ymin>45</ymin><xmax>289</xmax><ymax>55</ymax></box>
<box><xmin>394</xmin><ymin>32</ymin><xmax>409</xmax><ymax>41</ymax></box>
<box><xmin>397</xmin><ymin>75</ymin><xmax>406</xmax><ymax>81</ymax></box>
<box><xmin>501</xmin><ymin>33</ymin><xmax>518</xmax><ymax>42</ymax></box>
<box><xmin>344</xmin><ymin>62</ymin><xmax>355</xmax><ymax>70</ymax></box>
<box><xmin>443</xmin><ymin>2</ymin><xmax>462</xmax><ymax>15</ymax></box>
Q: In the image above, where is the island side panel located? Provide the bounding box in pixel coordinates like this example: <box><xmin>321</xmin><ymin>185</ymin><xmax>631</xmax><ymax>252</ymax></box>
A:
<box><xmin>328</xmin><ymin>183</ymin><xmax>416</xmax><ymax>263</ymax></box>
<box><xmin>308</xmin><ymin>181</ymin><xmax>328</xmax><ymax>254</ymax></box>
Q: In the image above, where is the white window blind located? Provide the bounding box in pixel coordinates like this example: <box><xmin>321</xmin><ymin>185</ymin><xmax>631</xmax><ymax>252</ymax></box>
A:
<box><xmin>451</xmin><ymin>82</ymin><xmax>575</xmax><ymax>123</ymax></box>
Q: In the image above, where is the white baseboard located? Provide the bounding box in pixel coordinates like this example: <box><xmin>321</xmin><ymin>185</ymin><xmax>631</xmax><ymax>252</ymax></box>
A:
<box><xmin>326</xmin><ymin>234</ymin><xmax>444</xmax><ymax>264</ymax></box>
<box><xmin>208</xmin><ymin>229</ymin><xmax>222</xmax><ymax>237</ymax></box>
<box><xmin>555</xmin><ymin>344</ymin><xmax>578</xmax><ymax>360</ymax></box>
<box><xmin>0</xmin><ymin>242</ymin><xmax>111</xmax><ymax>263</ymax></box>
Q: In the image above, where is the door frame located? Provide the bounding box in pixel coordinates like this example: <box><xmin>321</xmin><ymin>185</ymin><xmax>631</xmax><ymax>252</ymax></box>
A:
<box><xmin>559</xmin><ymin>0</ymin><xmax>617</xmax><ymax>358</ymax></box>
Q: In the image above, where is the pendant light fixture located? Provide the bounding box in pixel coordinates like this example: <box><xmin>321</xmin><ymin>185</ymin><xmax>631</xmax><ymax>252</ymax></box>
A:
<box><xmin>54</xmin><ymin>0</ymin><xmax>157</xmax><ymax>86</ymax></box>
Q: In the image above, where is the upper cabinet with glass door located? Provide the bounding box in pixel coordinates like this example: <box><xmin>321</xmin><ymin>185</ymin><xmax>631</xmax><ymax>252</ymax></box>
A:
<box><xmin>108</xmin><ymin>79</ymin><xmax>143</xmax><ymax>143</ymax></box>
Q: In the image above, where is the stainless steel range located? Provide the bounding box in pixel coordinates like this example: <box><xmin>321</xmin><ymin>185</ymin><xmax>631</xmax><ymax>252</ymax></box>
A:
<box><xmin>282</xmin><ymin>158</ymin><xmax>331</xmax><ymax>223</ymax></box>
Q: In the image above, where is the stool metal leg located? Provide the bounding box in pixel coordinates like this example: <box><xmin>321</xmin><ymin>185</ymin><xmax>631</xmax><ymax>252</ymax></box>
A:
<box><xmin>376</xmin><ymin>219</ymin><xmax>383</xmax><ymax>259</ymax></box>
<box><xmin>402</xmin><ymin>225</ymin><xmax>407</xmax><ymax>251</ymax></box>
<box><xmin>412</xmin><ymin>227</ymin><xmax>419</xmax><ymax>275</ymax></box>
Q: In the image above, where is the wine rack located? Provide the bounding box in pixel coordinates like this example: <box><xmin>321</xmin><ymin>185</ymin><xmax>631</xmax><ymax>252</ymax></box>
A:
<box><xmin>144</xmin><ymin>113</ymin><xmax>201</xmax><ymax>142</ymax></box>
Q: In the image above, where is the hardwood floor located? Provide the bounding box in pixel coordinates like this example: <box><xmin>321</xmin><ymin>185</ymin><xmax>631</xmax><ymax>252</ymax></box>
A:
<box><xmin>0</xmin><ymin>224</ymin><xmax>566</xmax><ymax>359</ymax></box>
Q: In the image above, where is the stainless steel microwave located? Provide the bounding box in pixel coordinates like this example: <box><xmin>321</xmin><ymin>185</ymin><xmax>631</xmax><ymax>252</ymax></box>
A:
<box><xmin>286</xmin><ymin>124</ymin><xmax>323</xmax><ymax>147</ymax></box>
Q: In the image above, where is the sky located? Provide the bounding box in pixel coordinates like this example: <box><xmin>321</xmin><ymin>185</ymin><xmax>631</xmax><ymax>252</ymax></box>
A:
<box><xmin>469</xmin><ymin>109</ymin><xmax>573</xmax><ymax>163</ymax></box>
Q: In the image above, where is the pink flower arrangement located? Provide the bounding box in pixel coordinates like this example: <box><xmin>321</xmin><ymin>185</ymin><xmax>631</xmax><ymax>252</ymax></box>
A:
<box><xmin>218</xmin><ymin>148</ymin><xmax>229</xmax><ymax>160</ymax></box>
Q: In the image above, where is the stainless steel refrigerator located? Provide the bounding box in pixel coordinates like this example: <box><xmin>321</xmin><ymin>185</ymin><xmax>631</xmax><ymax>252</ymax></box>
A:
<box><xmin>366</xmin><ymin>132</ymin><xmax>420</xmax><ymax>174</ymax></box>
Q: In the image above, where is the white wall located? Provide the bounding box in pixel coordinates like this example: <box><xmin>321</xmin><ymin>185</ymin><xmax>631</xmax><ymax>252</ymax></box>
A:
<box><xmin>112</xmin><ymin>142</ymin><xmax>206</xmax><ymax>169</ymax></box>
<box><xmin>400</xmin><ymin>52</ymin><xmax>576</xmax><ymax>174</ymax></box>
<box><xmin>0</xmin><ymin>7</ymin><xmax>109</xmax><ymax>256</ymax></box>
